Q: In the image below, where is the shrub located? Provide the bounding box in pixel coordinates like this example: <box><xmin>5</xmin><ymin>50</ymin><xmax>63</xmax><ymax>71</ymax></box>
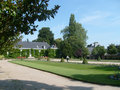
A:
<box><xmin>34</xmin><ymin>50</ymin><xmax>39</xmax><ymax>58</ymax></box>
<box><xmin>38</xmin><ymin>56</ymin><xmax>42</xmax><ymax>60</ymax></box>
<box><xmin>61</xmin><ymin>57</ymin><xmax>64</xmax><ymax>62</ymax></box>
<box><xmin>47</xmin><ymin>57</ymin><xmax>50</xmax><ymax>61</ymax></box>
<box><xmin>97</xmin><ymin>56</ymin><xmax>101</xmax><ymax>61</ymax></box>
<box><xmin>0</xmin><ymin>55</ymin><xmax>4</xmax><ymax>60</ymax></box>
<box><xmin>82</xmin><ymin>58</ymin><xmax>88</xmax><ymax>64</ymax></box>
<box><xmin>40</xmin><ymin>50</ymin><xmax>46</xmax><ymax>56</ymax></box>
<box><xmin>80</xmin><ymin>57</ymin><xmax>83</xmax><ymax>60</ymax></box>
<box><xmin>48</xmin><ymin>49</ymin><xmax>56</xmax><ymax>58</ymax></box>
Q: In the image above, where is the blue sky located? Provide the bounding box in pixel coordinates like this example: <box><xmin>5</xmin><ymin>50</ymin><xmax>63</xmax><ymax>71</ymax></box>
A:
<box><xmin>23</xmin><ymin>0</ymin><xmax>120</xmax><ymax>48</ymax></box>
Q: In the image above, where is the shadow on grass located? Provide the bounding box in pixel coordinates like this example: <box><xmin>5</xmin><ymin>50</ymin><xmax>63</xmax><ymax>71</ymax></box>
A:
<box><xmin>0</xmin><ymin>79</ymin><xmax>93</xmax><ymax>90</ymax></box>
<box><xmin>71</xmin><ymin>74</ymin><xmax>120</xmax><ymax>87</ymax></box>
<box><xmin>91</xmin><ymin>65</ymin><xmax>119</xmax><ymax>71</ymax></box>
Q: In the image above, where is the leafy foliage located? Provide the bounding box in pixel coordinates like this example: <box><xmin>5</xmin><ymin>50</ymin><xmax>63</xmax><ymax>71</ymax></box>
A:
<box><xmin>61</xmin><ymin>57</ymin><xmax>64</xmax><ymax>62</ymax></box>
<box><xmin>47</xmin><ymin>57</ymin><xmax>50</xmax><ymax>61</ymax></box>
<box><xmin>92</xmin><ymin>45</ymin><xmax>106</xmax><ymax>59</ymax></box>
<box><xmin>0</xmin><ymin>0</ymin><xmax>59</xmax><ymax>53</ymax></box>
<box><xmin>33</xmin><ymin>27</ymin><xmax>54</xmax><ymax>45</ymax></box>
<box><xmin>61</xmin><ymin>14</ymin><xmax>88</xmax><ymax>58</ymax></box>
<box><xmin>54</xmin><ymin>38</ymin><xmax>62</xmax><ymax>48</ymax></box>
<box><xmin>59</xmin><ymin>40</ymin><xmax>73</xmax><ymax>58</ymax></box>
<box><xmin>107</xmin><ymin>44</ymin><xmax>117</xmax><ymax>55</ymax></box>
<box><xmin>0</xmin><ymin>55</ymin><xmax>4</xmax><ymax>60</ymax></box>
<box><xmin>116</xmin><ymin>45</ymin><xmax>120</xmax><ymax>54</ymax></box>
<box><xmin>47</xmin><ymin>49</ymin><xmax>56</xmax><ymax>58</ymax></box>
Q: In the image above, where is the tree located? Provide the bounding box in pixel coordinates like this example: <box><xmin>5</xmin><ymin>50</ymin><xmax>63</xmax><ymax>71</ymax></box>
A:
<box><xmin>59</xmin><ymin>40</ymin><xmax>73</xmax><ymax>58</ymax></box>
<box><xmin>0</xmin><ymin>35</ymin><xmax>22</xmax><ymax>55</ymax></box>
<box><xmin>75</xmin><ymin>47</ymin><xmax>89</xmax><ymax>58</ymax></box>
<box><xmin>116</xmin><ymin>45</ymin><xmax>120</xmax><ymax>54</ymax></box>
<box><xmin>107</xmin><ymin>44</ymin><xmax>117</xmax><ymax>55</ymax></box>
<box><xmin>92</xmin><ymin>45</ymin><xmax>106</xmax><ymax>59</ymax></box>
<box><xmin>0</xmin><ymin>0</ymin><xmax>59</xmax><ymax>52</ymax></box>
<box><xmin>54</xmin><ymin>38</ymin><xmax>62</xmax><ymax>48</ymax></box>
<box><xmin>61</xmin><ymin>14</ymin><xmax>88</xmax><ymax>57</ymax></box>
<box><xmin>33</xmin><ymin>27</ymin><xmax>54</xmax><ymax>45</ymax></box>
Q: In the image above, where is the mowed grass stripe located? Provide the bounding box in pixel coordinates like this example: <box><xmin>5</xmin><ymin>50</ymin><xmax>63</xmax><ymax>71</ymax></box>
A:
<box><xmin>10</xmin><ymin>60</ymin><xmax>120</xmax><ymax>86</ymax></box>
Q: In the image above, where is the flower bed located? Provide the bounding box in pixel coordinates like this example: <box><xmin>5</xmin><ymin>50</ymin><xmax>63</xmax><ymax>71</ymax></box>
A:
<box><xmin>17</xmin><ymin>56</ymin><xmax>26</xmax><ymax>59</ymax></box>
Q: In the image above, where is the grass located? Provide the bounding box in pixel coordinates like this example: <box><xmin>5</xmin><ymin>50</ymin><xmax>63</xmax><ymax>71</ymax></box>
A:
<box><xmin>10</xmin><ymin>60</ymin><xmax>120</xmax><ymax>86</ymax></box>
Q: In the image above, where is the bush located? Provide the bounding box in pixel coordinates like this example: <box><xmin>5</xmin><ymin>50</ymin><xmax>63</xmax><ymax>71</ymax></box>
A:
<box><xmin>38</xmin><ymin>56</ymin><xmax>42</xmax><ymax>60</ymax></box>
<box><xmin>97</xmin><ymin>56</ymin><xmax>101</xmax><ymax>61</ymax></box>
<box><xmin>82</xmin><ymin>58</ymin><xmax>88</xmax><ymax>64</ymax></box>
<box><xmin>61</xmin><ymin>57</ymin><xmax>64</xmax><ymax>62</ymax></box>
<box><xmin>47</xmin><ymin>57</ymin><xmax>50</xmax><ymax>61</ymax></box>
<box><xmin>47</xmin><ymin>49</ymin><xmax>56</xmax><ymax>58</ymax></box>
<box><xmin>40</xmin><ymin>50</ymin><xmax>46</xmax><ymax>56</ymax></box>
<box><xmin>80</xmin><ymin>57</ymin><xmax>83</xmax><ymax>60</ymax></box>
<box><xmin>0</xmin><ymin>55</ymin><xmax>4</xmax><ymax>60</ymax></box>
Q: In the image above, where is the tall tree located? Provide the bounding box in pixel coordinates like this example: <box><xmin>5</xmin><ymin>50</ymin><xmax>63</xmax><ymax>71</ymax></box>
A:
<box><xmin>61</xmin><ymin>14</ymin><xmax>88</xmax><ymax>58</ymax></box>
<box><xmin>33</xmin><ymin>27</ymin><xmax>54</xmax><ymax>45</ymax></box>
<box><xmin>0</xmin><ymin>0</ymin><xmax>59</xmax><ymax>53</ymax></box>
<box><xmin>59</xmin><ymin>40</ymin><xmax>73</xmax><ymax>58</ymax></box>
<box><xmin>107</xmin><ymin>44</ymin><xmax>117</xmax><ymax>55</ymax></box>
<box><xmin>54</xmin><ymin>38</ymin><xmax>62</xmax><ymax>48</ymax></box>
<box><xmin>117</xmin><ymin>45</ymin><xmax>120</xmax><ymax>54</ymax></box>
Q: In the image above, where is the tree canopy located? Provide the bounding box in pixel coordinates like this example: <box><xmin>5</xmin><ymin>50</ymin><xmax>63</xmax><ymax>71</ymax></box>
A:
<box><xmin>92</xmin><ymin>45</ymin><xmax>106</xmax><ymax>59</ymax></box>
<box><xmin>33</xmin><ymin>27</ymin><xmax>54</xmax><ymax>45</ymax></box>
<box><xmin>0</xmin><ymin>0</ymin><xmax>59</xmax><ymax>53</ymax></box>
<box><xmin>107</xmin><ymin>44</ymin><xmax>117</xmax><ymax>55</ymax></box>
<box><xmin>54</xmin><ymin>38</ymin><xmax>62</xmax><ymax>48</ymax></box>
<box><xmin>61</xmin><ymin>14</ymin><xmax>88</xmax><ymax>58</ymax></box>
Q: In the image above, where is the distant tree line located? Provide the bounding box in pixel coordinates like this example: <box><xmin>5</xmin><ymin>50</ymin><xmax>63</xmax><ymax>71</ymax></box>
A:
<box><xmin>91</xmin><ymin>44</ymin><xmax>120</xmax><ymax>60</ymax></box>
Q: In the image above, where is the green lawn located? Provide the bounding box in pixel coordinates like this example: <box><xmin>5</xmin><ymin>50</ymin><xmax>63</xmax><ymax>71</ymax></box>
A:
<box><xmin>10</xmin><ymin>60</ymin><xmax>120</xmax><ymax>86</ymax></box>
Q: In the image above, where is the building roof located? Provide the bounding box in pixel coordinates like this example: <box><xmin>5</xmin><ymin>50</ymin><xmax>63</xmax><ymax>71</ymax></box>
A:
<box><xmin>15</xmin><ymin>41</ymin><xmax>50</xmax><ymax>49</ymax></box>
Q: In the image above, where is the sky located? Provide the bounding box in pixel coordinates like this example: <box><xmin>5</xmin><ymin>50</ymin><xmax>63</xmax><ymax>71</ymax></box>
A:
<box><xmin>22</xmin><ymin>0</ymin><xmax>120</xmax><ymax>48</ymax></box>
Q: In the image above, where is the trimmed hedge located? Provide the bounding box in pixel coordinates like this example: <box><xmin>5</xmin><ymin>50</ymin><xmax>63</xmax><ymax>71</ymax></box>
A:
<box><xmin>4</xmin><ymin>49</ymin><xmax>58</xmax><ymax>59</ymax></box>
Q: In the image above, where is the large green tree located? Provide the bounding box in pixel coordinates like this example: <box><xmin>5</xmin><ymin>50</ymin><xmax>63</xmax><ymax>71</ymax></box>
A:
<box><xmin>33</xmin><ymin>27</ymin><xmax>54</xmax><ymax>45</ymax></box>
<box><xmin>61</xmin><ymin>14</ymin><xmax>88</xmax><ymax>58</ymax></box>
<box><xmin>107</xmin><ymin>44</ymin><xmax>117</xmax><ymax>55</ymax></box>
<box><xmin>92</xmin><ymin>45</ymin><xmax>106</xmax><ymax>59</ymax></box>
<box><xmin>116</xmin><ymin>45</ymin><xmax>120</xmax><ymax>54</ymax></box>
<box><xmin>54</xmin><ymin>38</ymin><xmax>62</xmax><ymax>48</ymax></box>
<box><xmin>59</xmin><ymin>40</ymin><xmax>73</xmax><ymax>58</ymax></box>
<box><xmin>0</xmin><ymin>0</ymin><xmax>59</xmax><ymax>53</ymax></box>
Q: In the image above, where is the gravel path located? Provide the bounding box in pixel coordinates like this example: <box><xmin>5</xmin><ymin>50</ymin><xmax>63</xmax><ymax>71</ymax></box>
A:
<box><xmin>0</xmin><ymin>60</ymin><xmax>120</xmax><ymax>90</ymax></box>
<box><xmin>52</xmin><ymin>59</ymin><xmax>120</xmax><ymax>65</ymax></box>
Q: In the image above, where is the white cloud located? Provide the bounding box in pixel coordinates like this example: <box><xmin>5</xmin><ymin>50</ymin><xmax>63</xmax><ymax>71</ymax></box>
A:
<box><xmin>80</xmin><ymin>11</ymin><xmax>111</xmax><ymax>24</ymax></box>
<box><xmin>81</xmin><ymin>15</ymin><xmax>102</xmax><ymax>23</ymax></box>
